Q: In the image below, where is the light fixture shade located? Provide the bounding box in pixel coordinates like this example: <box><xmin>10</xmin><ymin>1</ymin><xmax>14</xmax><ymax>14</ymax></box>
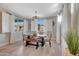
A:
<box><xmin>35</xmin><ymin>16</ymin><xmax>37</xmax><ymax>19</ymax></box>
<box><xmin>32</xmin><ymin>16</ymin><xmax>38</xmax><ymax>19</ymax></box>
<box><xmin>32</xmin><ymin>10</ymin><xmax>38</xmax><ymax>19</ymax></box>
<box><xmin>32</xmin><ymin>11</ymin><xmax>43</xmax><ymax>19</ymax></box>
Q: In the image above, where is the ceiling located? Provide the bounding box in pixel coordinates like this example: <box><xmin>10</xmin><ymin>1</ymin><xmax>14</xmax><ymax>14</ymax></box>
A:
<box><xmin>0</xmin><ymin>3</ymin><xmax>63</xmax><ymax>18</ymax></box>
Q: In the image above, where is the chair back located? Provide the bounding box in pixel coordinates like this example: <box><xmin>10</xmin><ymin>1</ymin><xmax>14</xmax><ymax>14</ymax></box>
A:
<box><xmin>46</xmin><ymin>31</ymin><xmax>52</xmax><ymax>41</ymax></box>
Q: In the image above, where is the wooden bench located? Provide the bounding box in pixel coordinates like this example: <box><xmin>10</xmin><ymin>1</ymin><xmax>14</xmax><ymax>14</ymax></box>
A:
<box><xmin>25</xmin><ymin>35</ymin><xmax>39</xmax><ymax>49</ymax></box>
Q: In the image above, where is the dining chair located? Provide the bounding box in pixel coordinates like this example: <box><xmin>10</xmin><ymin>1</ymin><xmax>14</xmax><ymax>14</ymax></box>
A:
<box><xmin>45</xmin><ymin>31</ymin><xmax>52</xmax><ymax>47</ymax></box>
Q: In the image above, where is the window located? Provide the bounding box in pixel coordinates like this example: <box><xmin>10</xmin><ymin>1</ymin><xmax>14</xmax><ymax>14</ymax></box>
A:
<box><xmin>15</xmin><ymin>19</ymin><xmax>24</xmax><ymax>31</ymax></box>
<box><xmin>36</xmin><ymin>19</ymin><xmax>44</xmax><ymax>32</ymax></box>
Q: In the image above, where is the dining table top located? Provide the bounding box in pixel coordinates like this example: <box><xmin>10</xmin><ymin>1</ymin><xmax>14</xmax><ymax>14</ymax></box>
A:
<box><xmin>37</xmin><ymin>34</ymin><xmax>47</xmax><ymax>37</ymax></box>
<box><xmin>23</xmin><ymin>33</ymin><xmax>47</xmax><ymax>37</ymax></box>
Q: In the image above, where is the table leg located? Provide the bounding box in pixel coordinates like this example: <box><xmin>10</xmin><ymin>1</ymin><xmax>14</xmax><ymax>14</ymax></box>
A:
<box><xmin>41</xmin><ymin>37</ymin><xmax>45</xmax><ymax>47</ymax></box>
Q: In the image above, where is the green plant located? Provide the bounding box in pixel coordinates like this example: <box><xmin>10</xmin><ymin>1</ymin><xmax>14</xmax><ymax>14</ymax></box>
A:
<box><xmin>65</xmin><ymin>30</ymin><xmax>79</xmax><ymax>55</ymax></box>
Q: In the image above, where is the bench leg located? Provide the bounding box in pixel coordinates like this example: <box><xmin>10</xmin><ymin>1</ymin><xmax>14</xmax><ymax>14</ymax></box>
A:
<box><xmin>36</xmin><ymin>42</ymin><xmax>39</xmax><ymax>49</ymax></box>
<box><xmin>26</xmin><ymin>41</ymin><xmax>29</xmax><ymax>46</ymax></box>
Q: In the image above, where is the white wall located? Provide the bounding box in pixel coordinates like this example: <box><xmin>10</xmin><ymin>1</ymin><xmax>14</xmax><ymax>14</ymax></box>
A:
<box><xmin>9</xmin><ymin>15</ymin><xmax>16</xmax><ymax>43</ymax></box>
<box><xmin>24</xmin><ymin>19</ymin><xmax>28</xmax><ymax>33</ymax></box>
<box><xmin>61</xmin><ymin>4</ymin><xmax>71</xmax><ymax>55</ymax></box>
<box><xmin>0</xmin><ymin>12</ymin><xmax>10</xmax><ymax>47</ymax></box>
<box><xmin>44</xmin><ymin>17</ymin><xmax>57</xmax><ymax>33</ymax></box>
<box><xmin>44</xmin><ymin>17</ymin><xmax>57</xmax><ymax>41</ymax></box>
<box><xmin>28</xmin><ymin>20</ymin><xmax>31</xmax><ymax>32</ymax></box>
<box><xmin>31</xmin><ymin>19</ymin><xmax>36</xmax><ymax>31</ymax></box>
<box><xmin>56</xmin><ymin>17</ymin><xmax>60</xmax><ymax>44</ymax></box>
<box><xmin>2</xmin><ymin>12</ymin><xmax>10</xmax><ymax>33</ymax></box>
<box><xmin>44</xmin><ymin>19</ymin><xmax>52</xmax><ymax>32</ymax></box>
<box><xmin>76</xmin><ymin>4</ymin><xmax>79</xmax><ymax>34</ymax></box>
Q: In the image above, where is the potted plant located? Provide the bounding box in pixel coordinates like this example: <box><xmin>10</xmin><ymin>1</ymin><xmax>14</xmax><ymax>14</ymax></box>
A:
<box><xmin>65</xmin><ymin>30</ymin><xmax>79</xmax><ymax>55</ymax></box>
